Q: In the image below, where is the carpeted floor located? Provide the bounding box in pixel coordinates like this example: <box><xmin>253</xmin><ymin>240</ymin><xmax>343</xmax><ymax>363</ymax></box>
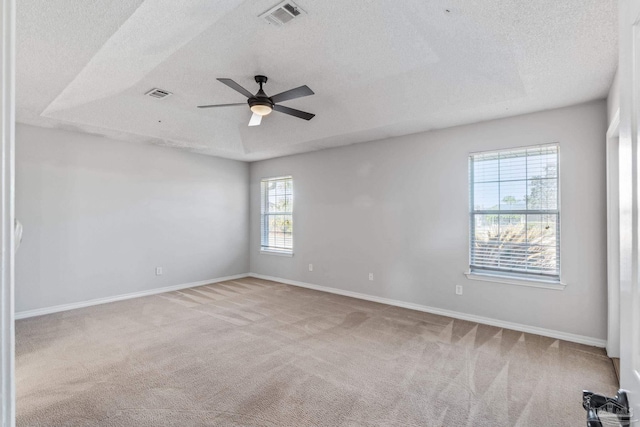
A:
<box><xmin>16</xmin><ymin>278</ymin><xmax>617</xmax><ymax>426</ymax></box>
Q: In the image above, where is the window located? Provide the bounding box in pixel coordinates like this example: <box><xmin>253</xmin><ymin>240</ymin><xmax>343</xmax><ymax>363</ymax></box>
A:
<box><xmin>261</xmin><ymin>176</ymin><xmax>293</xmax><ymax>254</ymax></box>
<box><xmin>469</xmin><ymin>144</ymin><xmax>559</xmax><ymax>282</ymax></box>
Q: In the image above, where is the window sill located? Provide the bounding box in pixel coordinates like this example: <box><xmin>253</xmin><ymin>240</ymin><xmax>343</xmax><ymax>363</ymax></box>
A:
<box><xmin>464</xmin><ymin>271</ymin><xmax>566</xmax><ymax>290</ymax></box>
<box><xmin>260</xmin><ymin>249</ymin><xmax>293</xmax><ymax>257</ymax></box>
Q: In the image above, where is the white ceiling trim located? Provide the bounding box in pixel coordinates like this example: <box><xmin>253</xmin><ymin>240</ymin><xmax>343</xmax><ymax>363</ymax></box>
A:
<box><xmin>42</xmin><ymin>0</ymin><xmax>243</xmax><ymax>116</ymax></box>
<box><xmin>15</xmin><ymin>0</ymin><xmax>617</xmax><ymax>161</ymax></box>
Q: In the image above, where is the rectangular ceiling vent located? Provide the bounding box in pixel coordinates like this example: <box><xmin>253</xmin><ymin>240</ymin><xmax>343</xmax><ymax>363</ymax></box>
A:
<box><xmin>145</xmin><ymin>88</ymin><xmax>172</xmax><ymax>99</ymax></box>
<box><xmin>259</xmin><ymin>1</ymin><xmax>306</xmax><ymax>26</ymax></box>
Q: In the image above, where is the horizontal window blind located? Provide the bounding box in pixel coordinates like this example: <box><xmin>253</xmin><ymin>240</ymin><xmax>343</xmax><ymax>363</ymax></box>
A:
<box><xmin>469</xmin><ymin>144</ymin><xmax>559</xmax><ymax>279</ymax></box>
<box><xmin>261</xmin><ymin>176</ymin><xmax>293</xmax><ymax>252</ymax></box>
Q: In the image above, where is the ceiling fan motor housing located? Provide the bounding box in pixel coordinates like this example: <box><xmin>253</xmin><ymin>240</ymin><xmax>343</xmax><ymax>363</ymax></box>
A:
<box><xmin>247</xmin><ymin>96</ymin><xmax>274</xmax><ymax>110</ymax></box>
<box><xmin>248</xmin><ymin>75</ymin><xmax>274</xmax><ymax>114</ymax></box>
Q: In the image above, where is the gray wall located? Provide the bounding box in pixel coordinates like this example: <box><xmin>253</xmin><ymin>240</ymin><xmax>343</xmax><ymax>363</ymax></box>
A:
<box><xmin>250</xmin><ymin>100</ymin><xmax>608</xmax><ymax>340</ymax></box>
<box><xmin>16</xmin><ymin>124</ymin><xmax>249</xmax><ymax>312</ymax></box>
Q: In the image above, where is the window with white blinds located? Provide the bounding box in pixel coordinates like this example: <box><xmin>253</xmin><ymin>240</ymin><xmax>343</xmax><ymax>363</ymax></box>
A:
<box><xmin>469</xmin><ymin>144</ymin><xmax>560</xmax><ymax>281</ymax></box>
<box><xmin>261</xmin><ymin>176</ymin><xmax>293</xmax><ymax>253</ymax></box>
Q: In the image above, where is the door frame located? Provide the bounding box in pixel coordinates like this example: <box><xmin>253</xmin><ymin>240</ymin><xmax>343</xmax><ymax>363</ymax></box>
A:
<box><xmin>617</xmin><ymin>0</ymin><xmax>640</xmax><ymax>422</ymax></box>
<box><xmin>0</xmin><ymin>0</ymin><xmax>15</xmax><ymax>425</ymax></box>
<box><xmin>607</xmin><ymin>111</ymin><xmax>620</xmax><ymax>359</ymax></box>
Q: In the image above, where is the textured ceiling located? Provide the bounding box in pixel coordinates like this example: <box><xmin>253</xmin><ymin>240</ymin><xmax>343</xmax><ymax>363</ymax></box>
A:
<box><xmin>17</xmin><ymin>0</ymin><xmax>617</xmax><ymax>161</ymax></box>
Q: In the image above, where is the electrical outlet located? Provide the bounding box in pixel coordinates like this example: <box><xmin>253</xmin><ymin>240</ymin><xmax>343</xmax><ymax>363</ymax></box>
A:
<box><xmin>309</xmin><ymin>263</ymin><xmax>313</xmax><ymax>272</ymax></box>
<box><xmin>156</xmin><ymin>267</ymin><xmax>163</xmax><ymax>276</ymax></box>
<box><xmin>455</xmin><ymin>285</ymin><xmax>463</xmax><ymax>295</ymax></box>
<box><xmin>368</xmin><ymin>273</ymin><xmax>374</xmax><ymax>281</ymax></box>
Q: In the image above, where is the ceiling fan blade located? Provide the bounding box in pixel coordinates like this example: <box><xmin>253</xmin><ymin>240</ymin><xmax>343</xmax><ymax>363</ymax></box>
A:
<box><xmin>197</xmin><ymin>103</ymin><xmax>246</xmax><ymax>109</ymax></box>
<box><xmin>217</xmin><ymin>78</ymin><xmax>254</xmax><ymax>98</ymax></box>
<box><xmin>248</xmin><ymin>112</ymin><xmax>262</xmax><ymax>127</ymax></box>
<box><xmin>270</xmin><ymin>85</ymin><xmax>314</xmax><ymax>103</ymax></box>
<box><xmin>272</xmin><ymin>104</ymin><xmax>315</xmax><ymax>121</ymax></box>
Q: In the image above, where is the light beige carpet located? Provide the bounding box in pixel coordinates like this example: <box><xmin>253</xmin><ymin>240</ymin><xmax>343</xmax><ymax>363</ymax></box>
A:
<box><xmin>16</xmin><ymin>278</ymin><xmax>617</xmax><ymax>426</ymax></box>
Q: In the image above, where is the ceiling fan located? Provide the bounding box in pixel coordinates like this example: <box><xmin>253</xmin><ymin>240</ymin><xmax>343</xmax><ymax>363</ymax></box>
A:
<box><xmin>198</xmin><ymin>75</ymin><xmax>315</xmax><ymax>127</ymax></box>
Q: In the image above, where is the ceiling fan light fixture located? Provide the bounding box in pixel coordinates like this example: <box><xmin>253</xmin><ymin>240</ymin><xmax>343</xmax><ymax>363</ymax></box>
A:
<box><xmin>250</xmin><ymin>104</ymin><xmax>273</xmax><ymax>116</ymax></box>
<box><xmin>198</xmin><ymin>75</ymin><xmax>315</xmax><ymax>126</ymax></box>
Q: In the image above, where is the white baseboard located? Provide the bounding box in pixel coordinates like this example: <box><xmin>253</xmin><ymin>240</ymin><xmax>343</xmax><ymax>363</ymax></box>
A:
<box><xmin>16</xmin><ymin>272</ymin><xmax>607</xmax><ymax>348</ymax></box>
<box><xmin>15</xmin><ymin>273</ymin><xmax>250</xmax><ymax>320</ymax></box>
<box><xmin>248</xmin><ymin>273</ymin><xmax>607</xmax><ymax>348</ymax></box>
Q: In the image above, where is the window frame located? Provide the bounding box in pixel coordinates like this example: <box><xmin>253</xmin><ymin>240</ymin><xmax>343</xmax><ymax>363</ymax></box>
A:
<box><xmin>260</xmin><ymin>175</ymin><xmax>294</xmax><ymax>256</ymax></box>
<box><xmin>467</xmin><ymin>143</ymin><xmax>564</xmax><ymax>288</ymax></box>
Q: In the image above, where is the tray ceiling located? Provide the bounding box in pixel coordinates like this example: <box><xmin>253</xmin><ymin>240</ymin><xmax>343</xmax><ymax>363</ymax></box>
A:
<box><xmin>17</xmin><ymin>0</ymin><xmax>617</xmax><ymax>161</ymax></box>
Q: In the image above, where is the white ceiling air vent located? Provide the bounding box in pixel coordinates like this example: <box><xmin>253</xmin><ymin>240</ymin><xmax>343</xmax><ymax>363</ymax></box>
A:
<box><xmin>259</xmin><ymin>1</ymin><xmax>306</xmax><ymax>26</ymax></box>
<box><xmin>145</xmin><ymin>88</ymin><xmax>172</xmax><ymax>99</ymax></box>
